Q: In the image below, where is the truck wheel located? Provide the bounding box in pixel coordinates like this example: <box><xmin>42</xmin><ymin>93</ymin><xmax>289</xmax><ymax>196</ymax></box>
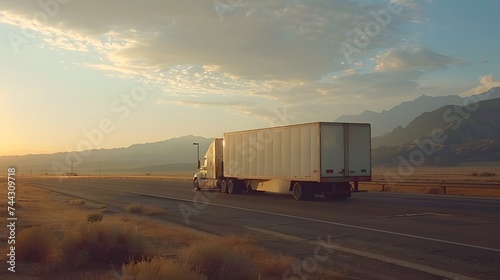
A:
<box><xmin>228</xmin><ymin>179</ymin><xmax>237</xmax><ymax>194</ymax></box>
<box><xmin>293</xmin><ymin>182</ymin><xmax>310</xmax><ymax>201</ymax></box>
<box><xmin>193</xmin><ymin>178</ymin><xmax>201</xmax><ymax>191</ymax></box>
<box><xmin>220</xmin><ymin>180</ymin><xmax>228</xmax><ymax>193</ymax></box>
<box><xmin>228</xmin><ymin>179</ymin><xmax>243</xmax><ymax>194</ymax></box>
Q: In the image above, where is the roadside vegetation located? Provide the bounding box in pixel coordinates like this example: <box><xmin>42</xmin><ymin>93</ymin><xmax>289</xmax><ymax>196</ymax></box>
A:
<box><xmin>68</xmin><ymin>198</ymin><xmax>85</xmax><ymax>205</ymax></box>
<box><xmin>471</xmin><ymin>172</ymin><xmax>496</xmax><ymax>177</ymax></box>
<box><xmin>2</xmin><ymin>184</ymin><xmax>329</xmax><ymax>280</ymax></box>
<box><xmin>363</xmin><ymin>168</ymin><xmax>500</xmax><ymax>198</ymax></box>
<box><xmin>124</xmin><ymin>202</ymin><xmax>165</xmax><ymax>215</ymax></box>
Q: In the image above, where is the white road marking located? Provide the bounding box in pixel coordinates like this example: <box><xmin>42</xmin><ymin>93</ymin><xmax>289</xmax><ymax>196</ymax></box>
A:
<box><xmin>244</xmin><ymin>227</ymin><xmax>478</xmax><ymax>280</ymax></box>
<box><xmin>58</xmin><ymin>185</ymin><xmax>500</xmax><ymax>254</ymax></box>
<box><xmin>376</xmin><ymin>212</ymin><xmax>452</xmax><ymax>218</ymax></box>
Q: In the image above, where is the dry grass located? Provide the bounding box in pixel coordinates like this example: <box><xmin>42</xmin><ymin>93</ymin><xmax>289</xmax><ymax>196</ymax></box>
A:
<box><xmin>255</xmin><ymin>254</ymin><xmax>296</xmax><ymax>278</ymax></box>
<box><xmin>125</xmin><ymin>202</ymin><xmax>165</xmax><ymax>216</ymax></box>
<box><xmin>125</xmin><ymin>202</ymin><xmax>145</xmax><ymax>214</ymax></box>
<box><xmin>122</xmin><ymin>257</ymin><xmax>207</xmax><ymax>280</ymax></box>
<box><xmin>363</xmin><ymin>166</ymin><xmax>500</xmax><ymax>197</ymax></box>
<box><xmin>0</xmin><ymin>201</ymin><xmax>6</xmax><ymax>218</ymax></box>
<box><xmin>60</xmin><ymin>221</ymin><xmax>153</xmax><ymax>269</ymax></box>
<box><xmin>0</xmin><ymin>184</ymin><xmax>302</xmax><ymax>279</ymax></box>
<box><xmin>68</xmin><ymin>198</ymin><xmax>85</xmax><ymax>205</ymax></box>
<box><xmin>382</xmin><ymin>186</ymin><xmax>396</xmax><ymax>192</ymax></box>
<box><xmin>178</xmin><ymin>235</ymin><xmax>294</xmax><ymax>279</ymax></box>
<box><xmin>360</xmin><ymin>183</ymin><xmax>500</xmax><ymax>198</ymax></box>
<box><xmin>427</xmin><ymin>187</ymin><xmax>442</xmax><ymax>194</ymax></box>
<box><xmin>374</xmin><ymin>166</ymin><xmax>499</xmax><ymax>183</ymax></box>
<box><xmin>180</xmin><ymin>239</ymin><xmax>259</xmax><ymax>280</ymax></box>
<box><xmin>17</xmin><ymin>226</ymin><xmax>58</xmax><ymax>262</ymax></box>
<box><xmin>87</xmin><ymin>212</ymin><xmax>103</xmax><ymax>223</ymax></box>
<box><xmin>471</xmin><ymin>172</ymin><xmax>496</xmax><ymax>177</ymax></box>
<box><xmin>220</xmin><ymin>235</ymin><xmax>295</xmax><ymax>278</ymax></box>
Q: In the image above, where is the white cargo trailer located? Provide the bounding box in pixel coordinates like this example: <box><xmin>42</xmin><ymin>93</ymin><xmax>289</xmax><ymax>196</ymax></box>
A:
<box><xmin>193</xmin><ymin>122</ymin><xmax>371</xmax><ymax>200</ymax></box>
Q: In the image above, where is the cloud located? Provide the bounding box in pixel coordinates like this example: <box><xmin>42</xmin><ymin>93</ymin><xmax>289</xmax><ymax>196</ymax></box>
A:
<box><xmin>478</xmin><ymin>55</ymin><xmax>489</xmax><ymax>63</ymax></box>
<box><xmin>462</xmin><ymin>75</ymin><xmax>500</xmax><ymax>97</ymax></box>
<box><xmin>374</xmin><ymin>47</ymin><xmax>467</xmax><ymax>72</ymax></box>
<box><xmin>0</xmin><ymin>0</ymin><xmax>424</xmax><ymax>82</ymax></box>
<box><xmin>3</xmin><ymin>0</ymin><xmax>454</xmax><ymax>120</ymax></box>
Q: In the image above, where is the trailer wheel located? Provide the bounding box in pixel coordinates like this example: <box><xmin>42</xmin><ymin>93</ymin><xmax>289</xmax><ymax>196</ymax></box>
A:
<box><xmin>193</xmin><ymin>178</ymin><xmax>201</xmax><ymax>191</ymax></box>
<box><xmin>228</xmin><ymin>179</ymin><xmax>241</xmax><ymax>194</ymax></box>
<box><xmin>220</xmin><ymin>180</ymin><xmax>228</xmax><ymax>193</ymax></box>
<box><xmin>227</xmin><ymin>179</ymin><xmax>237</xmax><ymax>194</ymax></box>
<box><xmin>245</xmin><ymin>180</ymin><xmax>255</xmax><ymax>193</ymax></box>
<box><xmin>293</xmin><ymin>182</ymin><xmax>312</xmax><ymax>201</ymax></box>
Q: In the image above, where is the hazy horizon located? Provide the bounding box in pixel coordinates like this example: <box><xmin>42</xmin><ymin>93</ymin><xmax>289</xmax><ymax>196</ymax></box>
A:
<box><xmin>2</xmin><ymin>0</ymin><xmax>500</xmax><ymax>156</ymax></box>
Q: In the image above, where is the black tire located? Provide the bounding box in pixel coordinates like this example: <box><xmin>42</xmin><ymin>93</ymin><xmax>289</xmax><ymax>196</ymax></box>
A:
<box><xmin>293</xmin><ymin>182</ymin><xmax>314</xmax><ymax>200</ymax></box>
<box><xmin>228</xmin><ymin>179</ymin><xmax>236</xmax><ymax>194</ymax></box>
<box><xmin>193</xmin><ymin>178</ymin><xmax>201</xmax><ymax>191</ymax></box>
<box><xmin>234</xmin><ymin>181</ymin><xmax>243</xmax><ymax>194</ymax></box>
<box><xmin>220</xmin><ymin>180</ymin><xmax>228</xmax><ymax>193</ymax></box>
<box><xmin>228</xmin><ymin>179</ymin><xmax>243</xmax><ymax>194</ymax></box>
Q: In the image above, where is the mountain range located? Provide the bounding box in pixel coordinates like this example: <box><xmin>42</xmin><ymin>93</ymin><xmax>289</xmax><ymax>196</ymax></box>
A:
<box><xmin>0</xmin><ymin>136</ymin><xmax>213</xmax><ymax>175</ymax></box>
<box><xmin>372</xmin><ymin>97</ymin><xmax>500</xmax><ymax>166</ymax></box>
<box><xmin>336</xmin><ymin>88</ymin><xmax>500</xmax><ymax>137</ymax></box>
<box><xmin>2</xmin><ymin>88</ymin><xmax>499</xmax><ymax>173</ymax></box>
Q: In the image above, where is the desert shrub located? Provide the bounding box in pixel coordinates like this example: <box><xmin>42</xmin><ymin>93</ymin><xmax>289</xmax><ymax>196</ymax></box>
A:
<box><xmin>87</xmin><ymin>212</ymin><xmax>103</xmax><ymax>223</ymax></box>
<box><xmin>125</xmin><ymin>203</ymin><xmax>145</xmax><ymax>215</ymax></box>
<box><xmin>383</xmin><ymin>186</ymin><xmax>396</xmax><ymax>192</ymax></box>
<box><xmin>180</xmin><ymin>239</ymin><xmax>258</xmax><ymax>280</ymax></box>
<box><xmin>68</xmin><ymin>199</ymin><xmax>85</xmax><ymax>205</ymax></box>
<box><xmin>480</xmin><ymin>172</ymin><xmax>496</xmax><ymax>177</ymax></box>
<box><xmin>220</xmin><ymin>253</ymin><xmax>259</xmax><ymax>280</ymax></box>
<box><xmin>125</xmin><ymin>202</ymin><xmax>164</xmax><ymax>216</ymax></box>
<box><xmin>61</xmin><ymin>222</ymin><xmax>152</xmax><ymax>268</ymax></box>
<box><xmin>427</xmin><ymin>187</ymin><xmax>442</xmax><ymax>194</ymax></box>
<box><xmin>219</xmin><ymin>235</ymin><xmax>265</xmax><ymax>257</ymax></box>
<box><xmin>220</xmin><ymin>235</ymin><xmax>294</xmax><ymax>278</ymax></box>
<box><xmin>471</xmin><ymin>172</ymin><xmax>478</xmax><ymax>177</ymax></box>
<box><xmin>255</xmin><ymin>254</ymin><xmax>295</xmax><ymax>278</ymax></box>
<box><xmin>17</xmin><ymin>227</ymin><xmax>57</xmax><ymax>262</ymax></box>
<box><xmin>123</xmin><ymin>257</ymin><xmax>207</xmax><ymax>280</ymax></box>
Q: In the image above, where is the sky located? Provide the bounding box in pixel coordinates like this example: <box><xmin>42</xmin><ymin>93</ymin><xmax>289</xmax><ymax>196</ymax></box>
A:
<box><xmin>1</xmin><ymin>0</ymin><xmax>499</xmax><ymax>156</ymax></box>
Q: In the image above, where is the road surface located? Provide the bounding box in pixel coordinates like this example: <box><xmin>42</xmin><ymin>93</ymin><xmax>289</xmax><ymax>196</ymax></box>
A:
<box><xmin>22</xmin><ymin>177</ymin><xmax>500</xmax><ymax>279</ymax></box>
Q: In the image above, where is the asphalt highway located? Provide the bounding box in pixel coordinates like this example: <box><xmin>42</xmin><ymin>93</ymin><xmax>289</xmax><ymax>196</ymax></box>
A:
<box><xmin>22</xmin><ymin>177</ymin><xmax>500</xmax><ymax>279</ymax></box>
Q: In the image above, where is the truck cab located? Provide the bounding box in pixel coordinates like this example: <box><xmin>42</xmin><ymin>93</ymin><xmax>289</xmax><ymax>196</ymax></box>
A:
<box><xmin>193</xmin><ymin>138</ymin><xmax>224</xmax><ymax>190</ymax></box>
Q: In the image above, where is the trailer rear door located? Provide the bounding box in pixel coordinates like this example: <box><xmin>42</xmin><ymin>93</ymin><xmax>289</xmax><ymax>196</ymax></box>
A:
<box><xmin>320</xmin><ymin>123</ymin><xmax>345</xmax><ymax>178</ymax></box>
<box><xmin>347</xmin><ymin>124</ymin><xmax>371</xmax><ymax>177</ymax></box>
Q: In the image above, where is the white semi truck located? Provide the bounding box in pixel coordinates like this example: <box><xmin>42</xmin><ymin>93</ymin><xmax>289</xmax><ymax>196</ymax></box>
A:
<box><xmin>193</xmin><ymin>122</ymin><xmax>371</xmax><ymax>200</ymax></box>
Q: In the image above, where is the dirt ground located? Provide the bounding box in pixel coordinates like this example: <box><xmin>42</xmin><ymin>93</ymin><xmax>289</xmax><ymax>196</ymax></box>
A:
<box><xmin>0</xmin><ymin>184</ymin><xmax>214</xmax><ymax>280</ymax></box>
<box><xmin>366</xmin><ymin>166</ymin><xmax>500</xmax><ymax>197</ymax></box>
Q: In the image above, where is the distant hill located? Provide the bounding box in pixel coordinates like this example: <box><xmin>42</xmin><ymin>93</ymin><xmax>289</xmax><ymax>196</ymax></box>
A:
<box><xmin>336</xmin><ymin>87</ymin><xmax>500</xmax><ymax>137</ymax></box>
<box><xmin>0</xmin><ymin>135</ymin><xmax>213</xmax><ymax>175</ymax></box>
<box><xmin>372</xmin><ymin>97</ymin><xmax>500</xmax><ymax>166</ymax></box>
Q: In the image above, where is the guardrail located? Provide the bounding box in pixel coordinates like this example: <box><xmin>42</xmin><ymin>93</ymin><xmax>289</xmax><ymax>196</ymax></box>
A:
<box><xmin>362</xmin><ymin>180</ymin><xmax>500</xmax><ymax>194</ymax></box>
